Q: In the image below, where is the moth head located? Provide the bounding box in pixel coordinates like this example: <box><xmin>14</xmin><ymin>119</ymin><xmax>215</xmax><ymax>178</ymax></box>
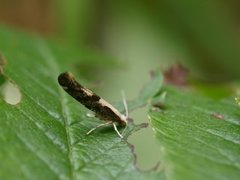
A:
<box><xmin>58</xmin><ymin>72</ymin><xmax>74</xmax><ymax>88</ymax></box>
<box><xmin>120</xmin><ymin>114</ymin><xmax>128</xmax><ymax>126</ymax></box>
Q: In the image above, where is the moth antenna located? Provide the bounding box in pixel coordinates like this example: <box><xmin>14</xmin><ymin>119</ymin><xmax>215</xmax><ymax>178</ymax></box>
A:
<box><xmin>121</xmin><ymin>90</ymin><xmax>128</xmax><ymax>118</ymax></box>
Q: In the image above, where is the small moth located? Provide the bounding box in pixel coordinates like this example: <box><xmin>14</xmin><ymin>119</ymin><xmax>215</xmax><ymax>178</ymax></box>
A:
<box><xmin>58</xmin><ymin>72</ymin><xmax>128</xmax><ymax>138</ymax></box>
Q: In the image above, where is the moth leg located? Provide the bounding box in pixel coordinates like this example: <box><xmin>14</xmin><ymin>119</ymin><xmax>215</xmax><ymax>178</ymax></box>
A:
<box><xmin>86</xmin><ymin>121</ymin><xmax>112</xmax><ymax>135</ymax></box>
<box><xmin>121</xmin><ymin>90</ymin><xmax>128</xmax><ymax>118</ymax></box>
<box><xmin>113</xmin><ymin>123</ymin><xmax>123</xmax><ymax>138</ymax></box>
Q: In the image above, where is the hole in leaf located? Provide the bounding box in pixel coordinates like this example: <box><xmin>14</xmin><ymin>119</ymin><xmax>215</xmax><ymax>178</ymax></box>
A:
<box><xmin>0</xmin><ymin>76</ymin><xmax>22</xmax><ymax>105</ymax></box>
<box><xmin>0</xmin><ymin>53</ymin><xmax>21</xmax><ymax>105</ymax></box>
<box><xmin>128</xmin><ymin>106</ymin><xmax>161</xmax><ymax>171</ymax></box>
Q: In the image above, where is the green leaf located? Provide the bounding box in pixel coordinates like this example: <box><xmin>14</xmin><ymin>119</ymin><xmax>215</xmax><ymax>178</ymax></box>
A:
<box><xmin>0</xmin><ymin>26</ymin><xmax>164</xmax><ymax>180</ymax></box>
<box><xmin>115</xmin><ymin>71</ymin><xmax>163</xmax><ymax>113</ymax></box>
<box><xmin>149</xmin><ymin>87</ymin><xmax>240</xmax><ymax>180</ymax></box>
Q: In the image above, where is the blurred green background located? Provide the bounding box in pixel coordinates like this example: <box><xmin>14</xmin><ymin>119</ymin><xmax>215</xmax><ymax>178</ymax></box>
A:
<box><xmin>1</xmin><ymin>0</ymin><xmax>240</xmax><ymax>170</ymax></box>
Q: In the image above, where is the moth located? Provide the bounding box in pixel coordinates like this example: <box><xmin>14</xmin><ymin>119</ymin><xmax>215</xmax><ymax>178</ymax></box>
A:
<box><xmin>58</xmin><ymin>72</ymin><xmax>128</xmax><ymax>138</ymax></box>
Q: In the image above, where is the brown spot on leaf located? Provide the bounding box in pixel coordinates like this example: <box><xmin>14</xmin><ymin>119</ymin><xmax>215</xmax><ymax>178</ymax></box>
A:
<box><xmin>211</xmin><ymin>113</ymin><xmax>224</xmax><ymax>120</ymax></box>
<box><xmin>0</xmin><ymin>53</ymin><xmax>7</xmax><ymax>74</ymax></box>
<box><xmin>164</xmin><ymin>63</ymin><xmax>189</xmax><ymax>86</ymax></box>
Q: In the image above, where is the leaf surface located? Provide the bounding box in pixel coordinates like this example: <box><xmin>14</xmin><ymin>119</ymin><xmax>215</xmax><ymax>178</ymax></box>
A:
<box><xmin>150</xmin><ymin>87</ymin><xmax>240</xmax><ymax>180</ymax></box>
<box><xmin>0</xmin><ymin>26</ymin><xmax>164</xmax><ymax>180</ymax></box>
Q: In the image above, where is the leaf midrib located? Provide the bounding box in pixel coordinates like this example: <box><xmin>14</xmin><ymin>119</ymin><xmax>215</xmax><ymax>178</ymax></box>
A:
<box><xmin>36</xmin><ymin>40</ymin><xmax>75</xmax><ymax>180</ymax></box>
